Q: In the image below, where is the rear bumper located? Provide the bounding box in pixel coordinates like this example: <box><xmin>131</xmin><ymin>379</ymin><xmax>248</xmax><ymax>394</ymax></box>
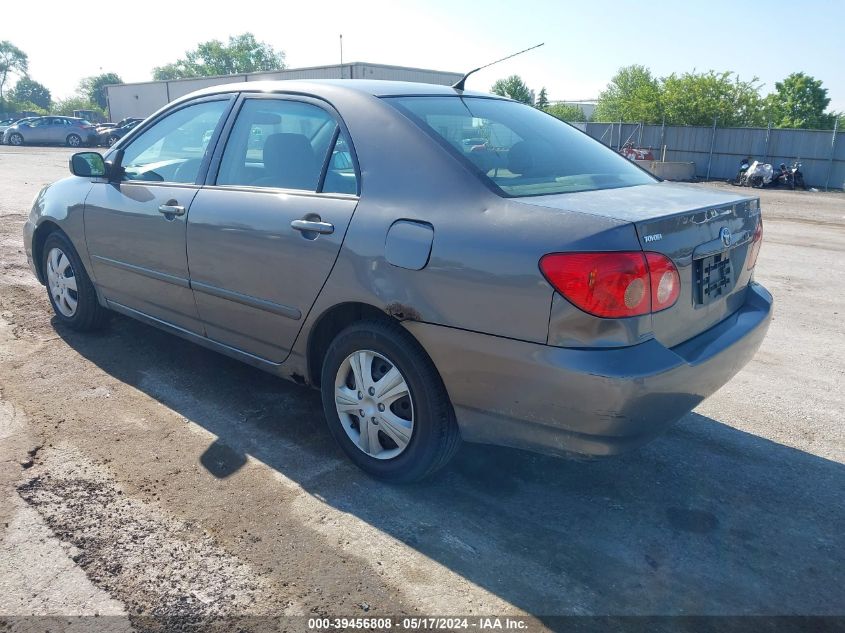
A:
<box><xmin>406</xmin><ymin>282</ymin><xmax>773</xmax><ymax>457</ymax></box>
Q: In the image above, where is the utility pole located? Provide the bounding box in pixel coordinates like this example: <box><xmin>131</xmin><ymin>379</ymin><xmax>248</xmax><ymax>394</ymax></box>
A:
<box><xmin>825</xmin><ymin>117</ymin><xmax>839</xmax><ymax>192</ymax></box>
<box><xmin>706</xmin><ymin>114</ymin><xmax>718</xmax><ymax>181</ymax></box>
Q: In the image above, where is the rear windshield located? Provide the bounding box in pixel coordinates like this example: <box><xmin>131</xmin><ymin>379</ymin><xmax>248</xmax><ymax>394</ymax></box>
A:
<box><xmin>386</xmin><ymin>96</ymin><xmax>655</xmax><ymax>197</ymax></box>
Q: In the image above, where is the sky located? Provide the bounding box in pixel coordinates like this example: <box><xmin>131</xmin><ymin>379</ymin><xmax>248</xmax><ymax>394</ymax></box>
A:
<box><xmin>6</xmin><ymin>0</ymin><xmax>845</xmax><ymax>111</ymax></box>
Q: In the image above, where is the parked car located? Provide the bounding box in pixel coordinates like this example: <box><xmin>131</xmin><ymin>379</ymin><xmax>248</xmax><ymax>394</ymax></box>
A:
<box><xmin>96</xmin><ymin>117</ymin><xmax>143</xmax><ymax>134</ymax></box>
<box><xmin>23</xmin><ymin>80</ymin><xmax>772</xmax><ymax>482</ymax></box>
<box><xmin>3</xmin><ymin>116</ymin><xmax>97</xmax><ymax>147</ymax></box>
<box><xmin>0</xmin><ymin>116</ymin><xmax>38</xmax><ymax>143</ymax></box>
<box><xmin>98</xmin><ymin>119</ymin><xmax>142</xmax><ymax>146</ymax></box>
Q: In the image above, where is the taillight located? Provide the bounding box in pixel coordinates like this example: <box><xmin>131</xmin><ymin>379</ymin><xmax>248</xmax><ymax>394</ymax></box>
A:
<box><xmin>645</xmin><ymin>252</ymin><xmax>680</xmax><ymax>312</ymax></box>
<box><xmin>539</xmin><ymin>251</ymin><xmax>680</xmax><ymax>318</ymax></box>
<box><xmin>747</xmin><ymin>218</ymin><xmax>763</xmax><ymax>270</ymax></box>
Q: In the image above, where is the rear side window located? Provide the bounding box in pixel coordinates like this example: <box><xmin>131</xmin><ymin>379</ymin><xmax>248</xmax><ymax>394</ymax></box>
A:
<box><xmin>387</xmin><ymin>96</ymin><xmax>655</xmax><ymax>197</ymax></box>
<box><xmin>217</xmin><ymin>98</ymin><xmax>354</xmax><ymax>193</ymax></box>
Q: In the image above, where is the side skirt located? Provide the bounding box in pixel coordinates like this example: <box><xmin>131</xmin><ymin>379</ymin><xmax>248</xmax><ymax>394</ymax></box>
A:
<box><xmin>106</xmin><ymin>299</ymin><xmax>287</xmax><ymax>377</ymax></box>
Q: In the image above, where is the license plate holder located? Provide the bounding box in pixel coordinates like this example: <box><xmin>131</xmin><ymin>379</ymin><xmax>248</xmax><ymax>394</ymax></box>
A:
<box><xmin>695</xmin><ymin>252</ymin><xmax>734</xmax><ymax>306</ymax></box>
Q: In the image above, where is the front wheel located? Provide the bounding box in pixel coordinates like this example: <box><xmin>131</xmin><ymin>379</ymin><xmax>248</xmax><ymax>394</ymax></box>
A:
<box><xmin>66</xmin><ymin>134</ymin><xmax>82</xmax><ymax>148</ymax></box>
<box><xmin>8</xmin><ymin>133</ymin><xmax>23</xmax><ymax>146</ymax></box>
<box><xmin>42</xmin><ymin>232</ymin><xmax>109</xmax><ymax>331</ymax></box>
<box><xmin>107</xmin><ymin>134</ymin><xmax>119</xmax><ymax>146</ymax></box>
<box><xmin>321</xmin><ymin>320</ymin><xmax>460</xmax><ymax>482</ymax></box>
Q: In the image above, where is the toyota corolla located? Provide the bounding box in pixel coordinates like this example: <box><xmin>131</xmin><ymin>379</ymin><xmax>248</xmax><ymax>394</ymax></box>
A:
<box><xmin>23</xmin><ymin>80</ymin><xmax>772</xmax><ymax>481</ymax></box>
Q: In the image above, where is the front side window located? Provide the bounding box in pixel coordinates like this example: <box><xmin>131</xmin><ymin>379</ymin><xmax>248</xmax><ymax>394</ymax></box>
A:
<box><xmin>217</xmin><ymin>99</ymin><xmax>339</xmax><ymax>192</ymax></box>
<box><xmin>387</xmin><ymin>96</ymin><xmax>655</xmax><ymax>197</ymax></box>
<box><xmin>120</xmin><ymin>99</ymin><xmax>229</xmax><ymax>184</ymax></box>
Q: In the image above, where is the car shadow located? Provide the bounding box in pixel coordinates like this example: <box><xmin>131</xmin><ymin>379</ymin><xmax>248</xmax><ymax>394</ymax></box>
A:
<box><xmin>54</xmin><ymin>314</ymin><xmax>844</xmax><ymax>619</ymax></box>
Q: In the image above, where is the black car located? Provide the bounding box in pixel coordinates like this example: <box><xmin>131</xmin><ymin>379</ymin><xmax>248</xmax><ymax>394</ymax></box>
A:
<box><xmin>98</xmin><ymin>118</ymin><xmax>143</xmax><ymax>146</ymax></box>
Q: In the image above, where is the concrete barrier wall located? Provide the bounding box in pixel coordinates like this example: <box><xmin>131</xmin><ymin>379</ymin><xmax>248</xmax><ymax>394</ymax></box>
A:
<box><xmin>635</xmin><ymin>161</ymin><xmax>696</xmax><ymax>181</ymax></box>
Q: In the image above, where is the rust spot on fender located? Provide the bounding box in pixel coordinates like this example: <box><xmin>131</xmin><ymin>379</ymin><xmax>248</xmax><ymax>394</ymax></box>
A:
<box><xmin>385</xmin><ymin>302</ymin><xmax>422</xmax><ymax>322</ymax></box>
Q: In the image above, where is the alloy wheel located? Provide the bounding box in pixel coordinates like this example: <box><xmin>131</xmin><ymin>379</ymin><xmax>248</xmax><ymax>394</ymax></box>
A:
<box><xmin>334</xmin><ymin>349</ymin><xmax>415</xmax><ymax>460</ymax></box>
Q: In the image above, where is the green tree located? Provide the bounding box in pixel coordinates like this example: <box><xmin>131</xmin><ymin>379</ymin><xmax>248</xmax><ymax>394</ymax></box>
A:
<box><xmin>0</xmin><ymin>40</ymin><xmax>28</xmax><ymax>101</ymax></box>
<box><xmin>491</xmin><ymin>75</ymin><xmax>534</xmax><ymax>105</ymax></box>
<box><xmin>766</xmin><ymin>72</ymin><xmax>833</xmax><ymax>129</ymax></box>
<box><xmin>9</xmin><ymin>100</ymin><xmax>49</xmax><ymax>115</ymax></box>
<box><xmin>152</xmin><ymin>33</ymin><xmax>285</xmax><ymax>80</ymax></box>
<box><xmin>10</xmin><ymin>77</ymin><xmax>51</xmax><ymax>110</ymax></box>
<box><xmin>593</xmin><ymin>65</ymin><xmax>662</xmax><ymax>123</ymax></box>
<box><xmin>535</xmin><ymin>87</ymin><xmax>549</xmax><ymax>110</ymax></box>
<box><xmin>545</xmin><ymin>102</ymin><xmax>586</xmax><ymax>122</ymax></box>
<box><xmin>660</xmin><ymin>70</ymin><xmax>764</xmax><ymax>127</ymax></box>
<box><xmin>79</xmin><ymin>72</ymin><xmax>123</xmax><ymax>110</ymax></box>
<box><xmin>53</xmin><ymin>96</ymin><xmax>105</xmax><ymax>119</ymax></box>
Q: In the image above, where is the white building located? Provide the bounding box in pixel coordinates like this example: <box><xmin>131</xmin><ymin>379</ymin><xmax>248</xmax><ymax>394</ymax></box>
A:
<box><xmin>105</xmin><ymin>62</ymin><xmax>462</xmax><ymax>121</ymax></box>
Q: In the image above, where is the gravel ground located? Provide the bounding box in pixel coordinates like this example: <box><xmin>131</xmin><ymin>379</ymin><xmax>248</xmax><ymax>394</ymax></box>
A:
<box><xmin>0</xmin><ymin>146</ymin><xmax>843</xmax><ymax>632</ymax></box>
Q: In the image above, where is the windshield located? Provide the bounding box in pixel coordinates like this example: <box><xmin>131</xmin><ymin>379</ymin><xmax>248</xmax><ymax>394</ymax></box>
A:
<box><xmin>387</xmin><ymin>96</ymin><xmax>656</xmax><ymax>197</ymax></box>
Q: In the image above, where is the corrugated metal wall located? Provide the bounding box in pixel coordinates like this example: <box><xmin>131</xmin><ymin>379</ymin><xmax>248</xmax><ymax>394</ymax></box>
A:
<box><xmin>578</xmin><ymin>121</ymin><xmax>843</xmax><ymax>189</ymax></box>
<box><xmin>106</xmin><ymin>63</ymin><xmax>461</xmax><ymax>121</ymax></box>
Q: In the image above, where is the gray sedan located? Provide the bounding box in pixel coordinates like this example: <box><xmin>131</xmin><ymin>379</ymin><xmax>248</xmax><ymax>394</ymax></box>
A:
<box><xmin>4</xmin><ymin>116</ymin><xmax>97</xmax><ymax>147</ymax></box>
<box><xmin>23</xmin><ymin>80</ymin><xmax>771</xmax><ymax>481</ymax></box>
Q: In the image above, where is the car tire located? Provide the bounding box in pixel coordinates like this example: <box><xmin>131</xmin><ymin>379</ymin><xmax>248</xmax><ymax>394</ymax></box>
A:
<box><xmin>9</xmin><ymin>133</ymin><xmax>23</xmax><ymax>146</ymax></box>
<box><xmin>320</xmin><ymin>319</ymin><xmax>461</xmax><ymax>482</ymax></box>
<box><xmin>42</xmin><ymin>232</ymin><xmax>109</xmax><ymax>331</ymax></box>
<box><xmin>107</xmin><ymin>135</ymin><xmax>119</xmax><ymax>146</ymax></box>
<box><xmin>66</xmin><ymin>134</ymin><xmax>82</xmax><ymax>148</ymax></box>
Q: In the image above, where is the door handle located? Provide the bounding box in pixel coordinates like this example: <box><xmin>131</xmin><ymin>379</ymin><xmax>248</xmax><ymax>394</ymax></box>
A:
<box><xmin>158</xmin><ymin>203</ymin><xmax>185</xmax><ymax>217</ymax></box>
<box><xmin>291</xmin><ymin>219</ymin><xmax>334</xmax><ymax>235</ymax></box>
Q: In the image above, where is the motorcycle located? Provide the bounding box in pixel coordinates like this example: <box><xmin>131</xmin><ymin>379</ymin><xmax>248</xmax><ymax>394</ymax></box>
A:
<box><xmin>790</xmin><ymin>161</ymin><xmax>806</xmax><ymax>190</ymax></box>
<box><xmin>731</xmin><ymin>157</ymin><xmax>752</xmax><ymax>185</ymax></box>
<box><xmin>743</xmin><ymin>160</ymin><xmax>773</xmax><ymax>188</ymax></box>
<box><xmin>773</xmin><ymin>163</ymin><xmax>795</xmax><ymax>189</ymax></box>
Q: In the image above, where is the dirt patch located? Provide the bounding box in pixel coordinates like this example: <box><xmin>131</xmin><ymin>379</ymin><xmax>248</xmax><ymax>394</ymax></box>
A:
<box><xmin>17</xmin><ymin>448</ymin><xmax>285</xmax><ymax>630</ymax></box>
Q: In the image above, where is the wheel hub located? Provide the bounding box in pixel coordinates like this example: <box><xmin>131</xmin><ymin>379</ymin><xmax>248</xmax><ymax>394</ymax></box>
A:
<box><xmin>334</xmin><ymin>349</ymin><xmax>414</xmax><ymax>460</ymax></box>
<box><xmin>45</xmin><ymin>247</ymin><xmax>78</xmax><ymax>318</ymax></box>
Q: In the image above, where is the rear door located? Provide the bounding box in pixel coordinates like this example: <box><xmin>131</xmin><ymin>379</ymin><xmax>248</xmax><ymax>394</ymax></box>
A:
<box><xmin>48</xmin><ymin>118</ymin><xmax>69</xmax><ymax>144</ymax></box>
<box><xmin>186</xmin><ymin>95</ymin><xmax>360</xmax><ymax>363</ymax></box>
<box><xmin>84</xmin><ymin>97</ymin><xmax>233</xmax><ymax>333</ymax></box>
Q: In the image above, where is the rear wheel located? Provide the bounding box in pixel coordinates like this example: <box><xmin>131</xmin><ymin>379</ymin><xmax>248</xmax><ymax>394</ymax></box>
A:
<box><xmin>9</xmin><ymin>133</ymin><xmax>23</xmax><ymax>146</ymax></box>
<box><xmin>320</xmin><ymin>319</ymin><xmax>460</xmax><ymax>482</ymax></box>
<box><xmin>42</xmin><ymin>232</ymin><xmax>108</xmax><ymax>331</ymax></box>
<box><xmin>66</xmin><ymin>134</ymin><xmax>82</xmax><ymax>148</ymax></box>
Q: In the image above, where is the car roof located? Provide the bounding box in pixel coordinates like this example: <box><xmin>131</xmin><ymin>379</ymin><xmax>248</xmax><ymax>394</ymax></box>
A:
<box><xmin>187</xmin><ymin>78</ymin><xmax>500</xmax><ymax>100</ymax></box>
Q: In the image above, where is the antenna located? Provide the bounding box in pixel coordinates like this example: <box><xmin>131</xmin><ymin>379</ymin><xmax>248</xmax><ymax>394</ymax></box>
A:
<box><xmin>452</xmin><ymin>43</ymin><xmax>544</xmax><ymax>91</ymax></box>
<box><xmin>339</xmin><ymin>34</ymin><xmax>343</xmax><ymax>78</ymax></box>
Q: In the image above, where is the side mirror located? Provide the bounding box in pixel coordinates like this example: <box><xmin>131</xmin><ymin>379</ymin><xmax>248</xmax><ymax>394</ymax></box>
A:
<box><xmin>69</xmin><ymin>152</ymin><xmax>106</xmax><ymax>178</ymax></box>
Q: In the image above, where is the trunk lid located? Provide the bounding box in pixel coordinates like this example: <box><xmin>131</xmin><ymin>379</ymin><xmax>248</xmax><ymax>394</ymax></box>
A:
<box><xmin>518</xmin><ymin>182</ymin><xmax>761</xmax><ymax>347</ymax></box>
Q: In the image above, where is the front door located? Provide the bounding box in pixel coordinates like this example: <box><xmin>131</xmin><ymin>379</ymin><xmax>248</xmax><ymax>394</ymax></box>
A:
<box><xmin>84</xmin><ymin>98</ymin><xmax>232</xmax><ymax>333</ymax></box>
<box><xmin>187</xmin><ymin>96</ymin><xmax>360</xmax><ymax>362</ymax></box>
<box><xmin>24</xmin><ymin>118</ymin><xmax>51</xmax><ymax>142</ymax></box>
